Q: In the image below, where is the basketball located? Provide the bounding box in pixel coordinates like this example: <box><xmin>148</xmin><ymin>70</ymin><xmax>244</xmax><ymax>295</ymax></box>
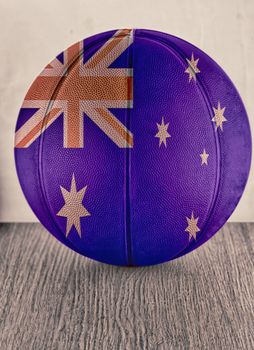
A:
<box><xmin>15</xmin><ymin>29</ymin><xmax>252</xmax><ymax>266</ymax></box>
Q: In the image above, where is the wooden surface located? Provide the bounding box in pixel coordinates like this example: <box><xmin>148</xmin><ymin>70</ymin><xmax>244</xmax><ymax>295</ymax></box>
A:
<box><xmin>0</xmin><ymin>223</ymin><xmax>253</xmax><ymax>350</ymax></box>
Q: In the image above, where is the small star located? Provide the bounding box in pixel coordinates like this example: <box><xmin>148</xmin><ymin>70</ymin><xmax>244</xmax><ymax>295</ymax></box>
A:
<box><xmin>212</xmin><ymin>102</ymin><xmax>227</xmax><ymax>131</ymax></box>
<box><xmin>185</xmin><ymin>212</ymin><xmax>200</xmax><ymax>241</ymax></box>
<box><xmin>200</xmin><ymin>149</ymin><xmax>209</xmax><ymax>165</ymax></box>
<box><xmin>185</xmin><ymin>53</ymin><xmax>200</xmax><ymax>82</ymax></box>
<box><xmin>57</xmin><ymin>174</ymin><xmax>91</xmax><ymax>237</ymax></box>
<box><xmin>155</xmin><ymin>117</ymin><xmax>171</xmax><ymax>147</ymax></box>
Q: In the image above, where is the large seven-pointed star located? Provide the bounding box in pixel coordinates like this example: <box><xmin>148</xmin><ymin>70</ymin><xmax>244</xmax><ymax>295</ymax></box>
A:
<box><xmin>57</xmin><ymin>174</ymin><xmax>91</xmax><ymax>237</ymax></box>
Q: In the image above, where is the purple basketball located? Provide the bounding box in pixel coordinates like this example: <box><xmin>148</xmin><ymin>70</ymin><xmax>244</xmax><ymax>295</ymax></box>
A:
<box><xmin>15</xmin><ymin>29</ymin><xmax>251</xmax><ymax>266</ymax></box>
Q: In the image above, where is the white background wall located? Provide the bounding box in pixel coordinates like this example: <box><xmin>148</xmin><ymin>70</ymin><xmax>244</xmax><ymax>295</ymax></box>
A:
<box><xmin>0</xmin><ymin>0</ymin><xmax>253</xmax><ymax>221</ymax></box>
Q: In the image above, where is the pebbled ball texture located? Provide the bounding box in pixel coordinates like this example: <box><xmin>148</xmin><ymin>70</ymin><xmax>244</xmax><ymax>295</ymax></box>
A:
<box><xmin>15</xmin><ymin>29</ymin><xmax>252</xmax><ymax>266</ymax></box>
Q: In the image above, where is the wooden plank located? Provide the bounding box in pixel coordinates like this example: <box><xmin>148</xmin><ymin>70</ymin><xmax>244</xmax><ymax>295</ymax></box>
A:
<box><xmin>0</xmin><ymin>223</ymin><xmax>253</xmax><ymax>349</ymax></box>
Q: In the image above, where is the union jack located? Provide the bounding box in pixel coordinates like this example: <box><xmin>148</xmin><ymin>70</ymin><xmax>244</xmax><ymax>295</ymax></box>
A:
<box><xmin>15</xmin><ymin>29</ymin><xmax>134</xmax><ymax>148</ymax></box>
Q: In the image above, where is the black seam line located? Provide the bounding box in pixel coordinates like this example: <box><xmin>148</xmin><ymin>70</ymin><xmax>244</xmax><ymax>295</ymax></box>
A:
<box><xmin>125</xmin><ymin>29</ymin><xmax>134</xmax><ymax>266</ymax></box>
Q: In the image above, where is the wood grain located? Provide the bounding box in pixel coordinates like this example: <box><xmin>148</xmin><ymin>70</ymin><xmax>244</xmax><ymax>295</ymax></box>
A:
<box><xmin>0</xmin><ymin>223</ymin><xmax>253</xmax><ymax>349</ymax></box>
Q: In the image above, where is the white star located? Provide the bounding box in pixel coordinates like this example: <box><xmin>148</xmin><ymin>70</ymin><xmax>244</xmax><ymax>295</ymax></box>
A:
<box><xmin>155</xmin><ymin>117</ymin><xmax>171</xmax><ymax>147</ymax></box>
<box><xmin>212</xmin><ymin>102</ymin><xmax>227</xmax><ymax>131</ymax></box>
<box><xmin>185</xmin><ymin>212</ymin><xmax>200</xmax><ymax>241</ymax></box>
<box><xmin>200</xmin><ymin>149</ymin><xmax>209</xmax><ymax>165</ymax></box>
<box><xmin>185</xmin><ymin>53</ymin><xmax>200</xmax><ymax>82</ymax></box>
<box><xmin>57</xmin><ymin>174</ymin><xmax>91</xmax><ymax>237</ymax></box>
